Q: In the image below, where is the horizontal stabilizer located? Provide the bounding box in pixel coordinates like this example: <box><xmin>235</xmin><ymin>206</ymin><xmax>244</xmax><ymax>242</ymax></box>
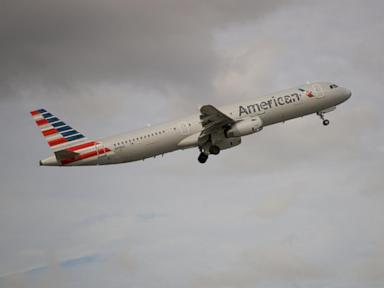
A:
<box><xmin>54</xmin><ymin>150</ymin><xmax>80</xmax><ymax>161</ymax></box>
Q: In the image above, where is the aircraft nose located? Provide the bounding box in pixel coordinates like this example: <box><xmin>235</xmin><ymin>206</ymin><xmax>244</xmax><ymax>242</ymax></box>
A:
<box><xmin>340</xmin><ymin>87</ymin><xmax>351</xmax><ymax>102</ymax></box>
<box><xmin>344</xmin><ymin>87</ymin><xmax>352</xmax><ymax>99</ymax></box>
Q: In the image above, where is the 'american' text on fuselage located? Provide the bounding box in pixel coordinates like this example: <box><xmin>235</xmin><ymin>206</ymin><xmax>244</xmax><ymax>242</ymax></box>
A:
<box><xmin>239</xmin><ymin>93</ymin><xmax>301</xmax><ymax>116</ymax></box>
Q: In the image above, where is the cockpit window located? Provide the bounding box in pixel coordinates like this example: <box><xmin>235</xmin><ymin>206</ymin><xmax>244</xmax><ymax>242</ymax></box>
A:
<box><xmin>329</xmin><ymin>84</ymin><xmax>338</xmax><ymax>89</ymax></box>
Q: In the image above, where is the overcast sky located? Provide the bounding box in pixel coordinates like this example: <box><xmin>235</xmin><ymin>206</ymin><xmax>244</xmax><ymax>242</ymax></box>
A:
<box><xmin>0</xmin><ymin>0</ymin><xmax>384</xmax><ymax>287</ymax></box>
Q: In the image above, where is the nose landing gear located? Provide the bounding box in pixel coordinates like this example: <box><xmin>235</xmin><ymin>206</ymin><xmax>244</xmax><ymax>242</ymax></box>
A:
<box><xmin>317</xmin><ymin>112</ymin><xmax>330</xmax><ymax>126</ymax></box>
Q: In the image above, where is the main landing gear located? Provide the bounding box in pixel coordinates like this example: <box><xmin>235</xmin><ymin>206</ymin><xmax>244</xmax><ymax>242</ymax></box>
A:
<box><xmin>317</xmin><ymin>112</ymin><xmax>330</xmax><ymax>126</ymax></box>
<box><xmin>198</xmin><ymin>152</ymin><xmax>208</xmax><ymax>164</ymax></box>
<box><xmin>198</xmin><ymin>145</ymin><xmax>221</xmax><ymax>164</ymax></box>
<box><xmin>209</xmin><ymin>145</ymin><xmax>220</xmax><ymax>155</ymax></box>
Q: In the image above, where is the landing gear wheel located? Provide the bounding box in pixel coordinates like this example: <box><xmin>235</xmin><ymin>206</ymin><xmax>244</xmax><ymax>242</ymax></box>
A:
<box><xmin>198</xmin><ymin>153</ymin><xmax>208</xmax><ymax>164</ymax></box>
<box><xmin>322</xmin><ymin>119</ymin><xmax>330</xmax><ymax>126</ymax></box>
<box><xmin>209</xmin><ymin>145</ymin><xmax>220</xmax><ymax>155</ymax></box>
<box><xmin>317</xmin><ymin>112</ymin><xmax>330</xmax><ymax>126</ymax></box>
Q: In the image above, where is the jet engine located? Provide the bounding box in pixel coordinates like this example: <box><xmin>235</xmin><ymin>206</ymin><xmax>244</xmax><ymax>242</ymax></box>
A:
<box><xmin>226</xmin><ymin>117</ymin><xmax>263</xmax><ymax>138</ymax></box>
<box><xmin>215</xmin><ymin>136</ymin><xmax>241</xmax><ymax>150</ymax></box>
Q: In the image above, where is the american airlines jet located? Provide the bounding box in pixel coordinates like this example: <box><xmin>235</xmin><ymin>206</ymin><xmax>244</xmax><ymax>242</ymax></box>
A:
<box><xmin>31</xmin><ymin>82</ymin><xmax>351</xmax><ymax>165</ymax></box>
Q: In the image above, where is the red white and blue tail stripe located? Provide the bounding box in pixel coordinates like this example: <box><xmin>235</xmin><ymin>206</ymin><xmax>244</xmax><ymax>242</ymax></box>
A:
<box><xmin>31</xmin><ymin>109</ymin><xmax>112</xmax><ymax>166</ymax></box>
<box><xmin>30</xmin><ymin>108</ymin><xmax>89</xmax><ymax>152</ymax></box>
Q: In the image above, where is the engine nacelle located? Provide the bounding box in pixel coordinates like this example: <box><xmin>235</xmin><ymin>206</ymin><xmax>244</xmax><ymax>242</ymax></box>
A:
<box><xmin>215</xmin><ymin>136</ymin><xmax>241</xmax><ymax>150</ymax></box>
<box><xmin>226</xmin><ymin>117</ymin><xmax>263</xmax><ymax>138</ymax></box>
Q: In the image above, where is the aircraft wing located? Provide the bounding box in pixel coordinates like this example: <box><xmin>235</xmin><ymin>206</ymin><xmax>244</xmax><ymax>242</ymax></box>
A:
<box><xmin>198</xmin><ymin>105</ymin><xmax>235</xmax><ymax>145</ymax></box>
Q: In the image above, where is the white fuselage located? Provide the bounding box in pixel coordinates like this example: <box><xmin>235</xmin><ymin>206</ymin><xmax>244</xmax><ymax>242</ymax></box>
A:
<box><xmin>41</xmin><ymin>82</ymin><xmax>351</xmax><ymax>166</ymax></box>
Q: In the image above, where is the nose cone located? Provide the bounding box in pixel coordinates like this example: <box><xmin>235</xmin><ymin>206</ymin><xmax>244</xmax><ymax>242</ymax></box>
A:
<box><xmin>337</xmin><ymin>87</ymin><xmax>351</xmax><ymax>103</ymax></box>
<box><xmin>344</xmin><ymin>87</ymin><xmax>352</xmax><ymax>99</ymax></box>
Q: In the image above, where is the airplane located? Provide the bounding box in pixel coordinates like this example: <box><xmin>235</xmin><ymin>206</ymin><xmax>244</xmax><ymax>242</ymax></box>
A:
<box><xmin>31</xmin><ymin>82</ymin><xmax>351</xmax><ymax>166</ymax></box>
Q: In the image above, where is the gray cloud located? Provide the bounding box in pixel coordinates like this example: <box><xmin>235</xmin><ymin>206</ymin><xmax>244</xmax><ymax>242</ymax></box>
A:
<box><xmin>194</xmin><ymin>246</ymin><xmax>328</xmax><ymax>288</ymax></box>
<box><xmin>0</xmin><ymin>0</ymin><xmax>288</xmax><ymax>101</ymax></box>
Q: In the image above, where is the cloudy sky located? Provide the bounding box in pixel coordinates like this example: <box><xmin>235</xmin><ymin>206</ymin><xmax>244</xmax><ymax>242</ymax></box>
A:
<box><xmin>1</xmin><ymin>0</ymin><xmax>384</xmax><ymax>287</ymax></box>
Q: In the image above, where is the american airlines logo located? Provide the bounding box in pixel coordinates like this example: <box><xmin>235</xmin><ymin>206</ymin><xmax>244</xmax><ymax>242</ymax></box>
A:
<box><xmin>299</xmin><ymin>87</ymin><xmax>314</xmax><ymax>97</ymax></box>
<box><xmin>239</xmin><ymin>92</ymin><xmax>302</xmax><ymax>116</ymax></box>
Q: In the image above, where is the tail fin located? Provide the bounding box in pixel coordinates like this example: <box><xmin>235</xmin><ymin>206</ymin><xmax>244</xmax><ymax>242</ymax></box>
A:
<box><xmin>30</xmin><ymin>108</ymin><xmax>91</xmax><ymax>152</ymax></box>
